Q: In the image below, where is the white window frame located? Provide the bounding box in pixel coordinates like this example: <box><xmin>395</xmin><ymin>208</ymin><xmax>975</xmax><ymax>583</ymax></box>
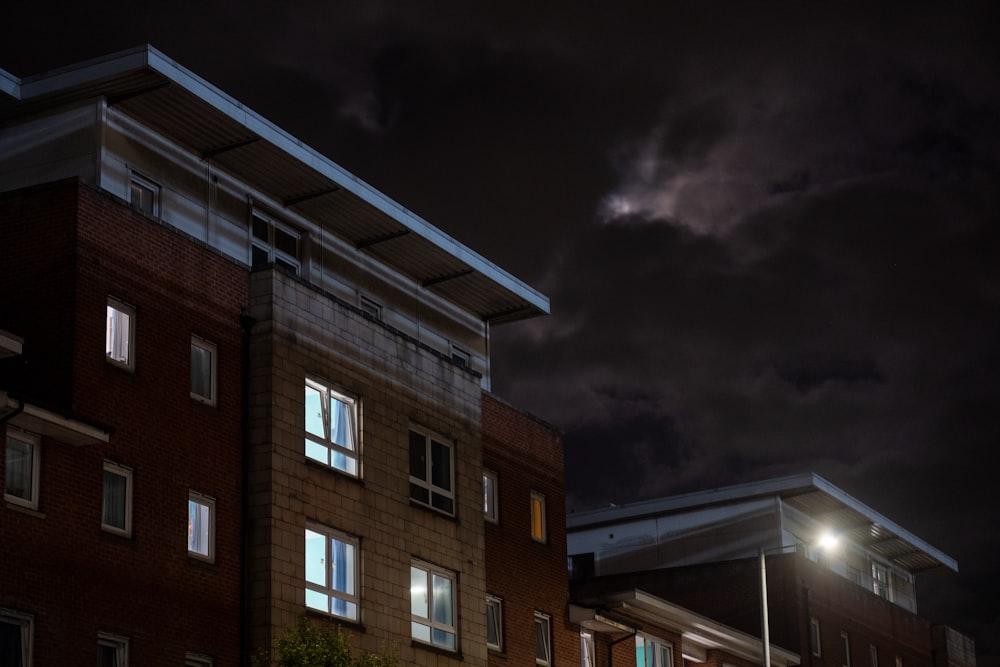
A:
<box><xmin>486</xmin><ymin>595</ymin><xmax>502</xmax><ymax>651</ymax></box>
<box><xmin>451</xmin><ymin>345</ymin><xmax>470</xmax><ymax>369</ymax></box>
<box><xmin>635</xmin><ymin>634</ymin><xmax>673</xmax><ymax>667</ymax></box>
<box><xmin>870</xmin><ymin>644</ymin><xmax>879</xmax><ymax>667</ymax></box>
<box><xmin>810</xmin><ymin>617</ymin><xmax>822</xmax><ymax>657</ymax></box>
<box><xmin>842</xmin><ymin>631</ymin><xmax>851</xmax><ymax>667</ymax></box>
<box><xmin>410</xmin><ymin>559</ymin><xmax>457</xmax><ymax>651</ymax></box>
<box><xmin>98</xmin><ymin>631</ymin><xmax>129</xmax><ymax>666</ymax></box>
<box><xmin>4</xmin><ymin>428</ymin><xmax>40</xmax><ymax>510</ymax></box>
<box><xmin>534</xmin><ymin>611</ymin><xmax>552</xmax><ymax>666</ymax></box>
<box><xmin>872</xmin><ymin>561</ymin><xmax>892</xmax><ymax>600</ymax></box>
<box><xmin>101</xmin><ymin>461</ymin><xmax>133</xmax><ymax>537</ymax></box>
<box><xmin>483</xmin><ymin>469</ymin><xmax>498</xmax><ymax>523</ymax></box>
<box><xmin>304</xmin><ymin>379</ymin><xmax>360</xmax><ymax>477</ymax></box>
<box><xmin>251</xmin><ymin>210</ymin><xmax>301</xmax><ymax>275</ymax></box>
<box><xmin>106</xmin><ymin>297</ymin><xmax>136</xmax><ymax>371</ymax></box>
<box><xmin>305</xmin><ymin>523</ymin><xmax>360</xmax><ymax>622</ymax></box>
<box><xmin>0</xmin><ymin>608</ymin><xmax>33</xmax><ymax>667</ymax></box>
<box><xmin>190</xmin><ymin>336</ymin><xmax>217</xmax><ymax>406</ymax></box>
<box><xmin>359</xmin><ymin>296</ymin><xmax>382</xmax><ymax>321</ymax></box>
<box><xmin>185</xmin><ymin>653</ymin><xmax>213</xmax><ymax>667</ymax></box>
<box><xmin>581</xmin><ymin>630</ymin><xmax>595</xmax><ymax>667</ymax></box>
<box><xmin>187</xmin><ymin>491</ymin><xmax>215</xmax><ymax>562</ymax></box>
<box><xmin>408</xmin><ymin>427</ymin><xmax>455</xmax><ymax>516</ymax></box>
<box><xmin>129</xmin><ymin>171</ymin><xmax>160</xmax><ymax>218</ymax></box>
<box><xmin>530</xmin><ymin>490</ymin><xmax>547</xmax><ymax>543</ymax></box>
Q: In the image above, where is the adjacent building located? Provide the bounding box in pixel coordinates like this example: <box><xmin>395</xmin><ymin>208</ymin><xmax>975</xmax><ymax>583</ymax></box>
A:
<box><xmin>567</xmin><ymin>473</ymin><xmax>968</xmax><ymax>667</ymax></box>
<box><xmin>1</xmin><ymin>45</ymin><xmax>551</xmax><ymax>665</ymax></box>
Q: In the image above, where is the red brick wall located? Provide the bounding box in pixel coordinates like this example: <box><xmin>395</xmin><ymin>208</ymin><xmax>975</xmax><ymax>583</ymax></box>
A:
<box><xmin>482</xmin><ymin>392</ymin><xmax>579</xmax><ymax>666</ymax></box>
<box><xmin>1</xmin><ymin>181</ymin><xmax>249</xmax><ymax>664</ymax></box>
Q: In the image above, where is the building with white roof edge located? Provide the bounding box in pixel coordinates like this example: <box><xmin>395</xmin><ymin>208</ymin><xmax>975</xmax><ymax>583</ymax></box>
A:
<box><xmin>567</xmin><ymin>473</ymin><xmax>971</xmax><ymax>667</ymax></box>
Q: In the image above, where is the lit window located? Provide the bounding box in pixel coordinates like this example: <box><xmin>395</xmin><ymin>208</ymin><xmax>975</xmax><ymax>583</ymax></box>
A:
<box><xmin>305</xmin><ymin>379</ymin><xmax>359</xmax><ymax>476</ymax></box>
<box><xmin>810</xmin><ymin>617</ymin><xmax>822</xmax><ymax>657</ymax></box>
<box><xmin>305</xmin><ymin>524</ymin><xmax>359</xmax><ymax>621</ymax></box>
<box><xmin>4</xmin><ymin>428</ymin><xmax>39</xmax><ymax>510</ymax></box>
<box><xmin>872</xmin><ymin>562</ymin><xmax>891</xmax><ymax>600</ymax></box>
<box><xmin>410</xmin><ymin>560</ymin><xmax>456</xmax><ymax>651</ymax></box>
<box><xmin>635</xmin><ymin>634</ymin><xmax>673</xmax><ymax>667</ymax></box>
<box><xmin>408</xmin><ymin>428</ymin><xmax>454</xmax><ymax>515</ymax></box>
<box><xmin>106</xmin><ymin>298</ymin><xmax>135</xmax><ymax>370</ymax></box>
<box><xmin>98</xmin><ymin>631</ymin><xmax>129</xmax><ymax>667</ymax></box>
<box><xmin>581</xmin><ymin>630</ymin><xmax>595</xmax><ymax>667</ymax></box>
<box><xmin>185</xmin><ymin>653</ymin><xmax>213</xmax><ymax>667</ymax></box>
<box><xmin>486</xmin><ymin>595</ymin><xmax>502</xmax><ymax>651</ymax></box>
<box><xmin>530</xmin><ymin>490</ymin><xmax>546</xmax><ymax>543</ymax></box>
<box><xmin>483</xmin><ymin>470</ymin><xmax>498</xmax><ymax>523</ymax></box>
<box><xmin>842</xmin><ymin>631</ymin><xmax>851</xmax><ymax>667</ymax></box>
<box><xmin>0</xmin><ymin>608</ymin><xmax>33</xmax><ymax>667</ymax></box>
<box><xmin>534</xmin><ymin>612</ymin><xmax>551</xmax><ymax>666</ymax></box>
<box><xmin>191</xmin><ymin>337</ymin><xmax>217</xmax><ymax>405</ymax></box>
<box><xmin>187</xmin><ymin>492</ymin><xmax>215</xmax><ymax>561</ymax></box>
<box><xmin>251</xmin><ymin>212</ymin><xmax>300</xmax><ymax>275</ymax></box>
<box><xmin>129</xmin><ymin>173</ymin><xmax>159</xmax><ymax>217</ymax></box>
<box><xmin>102</xmin><ymin>462</ymin><xmax>133</xmax><ymax>536</ymax></box>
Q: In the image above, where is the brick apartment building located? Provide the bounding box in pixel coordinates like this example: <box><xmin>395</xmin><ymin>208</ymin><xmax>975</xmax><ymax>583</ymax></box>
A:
<box><xmin>566</xmin><ymin>474</ymin><xmax>973</xmax><ymax>667</ymax></box>
<box><xmin>0</xmin><ymin>45</ymin><xmax>559</xmax><ymax>666</ymax></box>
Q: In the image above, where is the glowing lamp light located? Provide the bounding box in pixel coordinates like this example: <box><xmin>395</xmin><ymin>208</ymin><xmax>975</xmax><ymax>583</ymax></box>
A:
<box><xmin>818</xmin><ymin>532</ymin><xmax>839</xmax><ymax>551</ymax></box>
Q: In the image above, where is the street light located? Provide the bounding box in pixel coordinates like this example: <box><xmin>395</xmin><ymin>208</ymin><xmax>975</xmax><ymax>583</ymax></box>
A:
<box><xmin>759</xmin><ymin>533</ymin><xmax>838</xmax><ymax>667</ymax></box>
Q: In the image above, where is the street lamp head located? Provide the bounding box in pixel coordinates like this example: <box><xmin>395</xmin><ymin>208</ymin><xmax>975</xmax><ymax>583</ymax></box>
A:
<box><xmin>817</xmin><ymin>531</ymin><xmax>839</xmax><ymax>551</ymax></box>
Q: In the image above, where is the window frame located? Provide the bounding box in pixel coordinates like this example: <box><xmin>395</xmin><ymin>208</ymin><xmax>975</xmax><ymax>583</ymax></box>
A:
<box><xmin>128</xmin><ymin>171</ymin><xmax>160</xmax><ymax>218</ymax></box>
<box><xmin>359</xmin><ymin>296</ymin><xmax>382</xmax><ymax>321</ymax></box>
<box><xmin>0</xmin><ymin>607</ymin><xmax>33</xmax><ymax>667</ymax></box>
<box><xmin>483</xmin><ymin>469</ymin><xmax>498</xmax><ymax>523</ymax></box>
<box><xmin>98</xmin><ymin>631</ymin><xmax>129</xmax><ymax>666</ymax></box>
<box><xmin>187</xmin><ymin>491</ymin><xmax>215</xmax><ymax>562</ymax></box>
<box><xmin>106</xmin><ymin>297</ymin><xmax>136</xmax><ymax>371</ymax></box>
<box><xmin>486</xmin><ymin>594</ymin><xmax>503</xmax><ymax>651</ymax></box>
<box><xmin>635</xmin><ymin>634</ymin><xmax>673</xmax><ymax>667</ymax></box>
<box><xmin>190</xmin><ymin>336</ymin><xmax>217</xmax><ymax>406</ymax></box>
<box><xmin>251</xmin><ymin>210</ymin><xmax>301</xmax><ymax>275</ymax></box>
<box><xmin>304</xmin><ymin>523</ymin><xmax>360</xmax><ymax>622</ymax></box>
<box><xmin>304</xmin><ymin>378</ymin><xmax>360</xmax><ymax>477</ymax></box>
<box><xmin>408</xmin><ymin>427</ymin><xmax>455</xmax><ymax>516</ymax></box>
<box><xmin>581</xmin><ymin>630</ymin><xmax>596</xmax><ymax>667</ymax></box>
<box><xmin>530</xmin><ymin>490</ymin><xmax>547</xmax><ymax>543</ymax></box>
<box><xmin>185</xmin><ymin>653</ymin><xmax>213</xmax><ymax>667</ymax></box>
<box><xmin>4</xmin><ymin>428</ymin><xmax>40</xmax><ymax>510</ymax></box>
<box><xmin>101</xmin><ymin>461</ymin><xmax>133</xmax><ymax>537</ymax></box>
<box><xmin>534</xmin><ymin>611</ymin><xmax>552</xmax><ymax>666</ymax></box>
<box><xmin>872</xmin><ymin>561</ymin><xmax>892</xmax><ymax>600</ymax></box>
<box><xmin>870</xmin><ymin>644</ymin><xmax>878</xmax><ymax>667</ymax></box>
<box><xmin>842</xmin><ymin>631</ymin><xmax>851</xmax><ymax>667</ymax></box>
<box><xmin>810</xmin><ymin>617</ymin><xmax>822</xmax><ymax>657</ymax></box>
<box><xmin>410</xmin><ymin>559</ymin><xmax>457</xmax><ymax>652</ymax></box>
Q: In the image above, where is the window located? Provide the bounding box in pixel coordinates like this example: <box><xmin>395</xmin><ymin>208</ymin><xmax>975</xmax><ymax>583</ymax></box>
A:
<box><xmin>408</xmin><ymin>428</ymin><xmax>454</xmax><ymax>515</ymax></box>
<box><xmin>870</xmin><ymin>644</ymin><xmax>878</xmax><ymax>667</ymax></box>
<box><xmin>98</xmin><ymin>632</ymin><xmax>128</xmax><ymax>667</ymax></box>
<box><xmin>191</xmin><ymin>337</ymin><xmax>217</xmax><ymax>405</ymax></box>
<box><xmin>305</xmin><ymin>524</ymin><xmax>359</xmax><ymax>621</ymax></box>
<box><xmin>251</xmin><ymin>211</ymin><xmax>300</xmax><ymax>274</ymax></box>
<box><xmin>872</xmin><ymin>562</ymin><xmax>891</xmax><ymax>600</ymax></box>
<box><xmin>569</xmin><ymin>553</ymin><xmax>595</xmax><ymax>580</ymax></box>
<box><xmin>581</xmin><ymin>630</ymin><xmax>595</xmax><ymax>667</ymax></box>
<box><xmin>486</xmin><ymin>595</ymin><xmax>502</xmax><ymax>651</ymax></box>
<box><xmin>4</xmin><ymin>428</ymin><xmax>39</xmax><ymax>510</ymax></box>
<box><xmin>530</xmin><ymin>490</ymin><xmax>546</xmax><ymax>543</ymax></box>
<box><xmin>106</xmin><ymin>298</ymin><xmax>135</xmax><ymax>370</ymax></box>
<box><xmin>895</xmin><ymin>657</ymin><xmax>902</xmax><ymax>667</ymax></box>
<box><xmin>129</xmin><ymin>172</ymin><xmax>159</xmax><ymax>217</ymax></box>
<box><xmin>451</xmin><ymin>346</ymin><xmax>470</xmax><ymax>369</ymax></box>
<box><xmin>410</xmin><ymin>560</ymin><xmax>456</xmax><ymax>651</ymax></box>
<box><xmin>185</xmin><ymin>653</ymin><xmax>213</xmax><ymax>667</ymax></box>
<box><xmin>635</xmin><ymin>635</ymin><xmax>673</xmax><ymax>667</ymax></box>
<box><xmin>102</xmin><ymin>462</ymin><xmax>133</xmax><ymax>536</ymax></box>
<box><xmin>305</xmin><ymin>380</ymin><xmax>359</xmax><ymax>476</ymax></box>
<box><xmin>810</xmin><ymin>617</ymin><xmax>822</xmax><ymax>657</ymax></box>
<box><xmin>535</xmin><ymin>612</ymin><xmax>552</xmax><ymax>666</ymax></box>
<box><xmin>483</xmin><ymin>470</ymin><xmax>498</xmax><ymax>523</ymax></box>
<box><xmin>359</xmin><ymin>296</ymin><xmax>382</xmax><ymax>321</ymax></box>
<box><xmin>842</xmin><ymin>632</ymin><xmax>851</xmax><ymax>667</ymax></box>
<box><xmin>187</xmin><ymin>492</ymin><xmax>215</xmax><ymax>561</ymax></box>
<box><xmin>0</xmin><ymin>608</ymin><xmax>32</xmax><ymax>667</ymax></box>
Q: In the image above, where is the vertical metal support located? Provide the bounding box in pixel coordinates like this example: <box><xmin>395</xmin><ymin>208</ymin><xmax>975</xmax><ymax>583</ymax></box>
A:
<box><xmin>760</xmin><ymin>548</ymin><xmax>771</xmax><ymax>667</ymax></box>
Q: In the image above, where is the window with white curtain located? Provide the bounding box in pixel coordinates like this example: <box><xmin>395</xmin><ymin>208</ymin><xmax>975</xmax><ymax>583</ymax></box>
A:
<box><xmin>305</xmin><ymin>524</ymin><xmax>359</xmax><ymax>621</ymax></box>
<box><xmin>106</xmin><ymin>298</ymin><xmax>135</xmax><ymax>370</ymax></box>
<box><xmin>410</xmin><ymin>560</ymin><xmax>456</xmax><ymax>651</ymax></box>
<box><xmin>305</xmin><ymin>379</ymin><xmax>359</xmax><ymax>476</ymax></box>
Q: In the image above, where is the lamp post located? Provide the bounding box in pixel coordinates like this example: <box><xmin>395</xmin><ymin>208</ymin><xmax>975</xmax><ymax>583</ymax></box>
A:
<box><xmin>759</xmin><ymin>533</ymin><xmax>837</xmax><ymax>667</ymax></box>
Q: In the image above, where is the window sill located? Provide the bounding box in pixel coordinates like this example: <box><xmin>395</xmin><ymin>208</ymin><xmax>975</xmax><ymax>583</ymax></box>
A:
<box><xmin>304</xmin><ymin>457</ymin><xmax>364</xmax><ymax>485</ymax></box>
<box><xmin>408</xmin><ymin>498</ymin><xmax>458</xmax><ymax>523</ymax></box>
<box><xmin>4</xmin><ymin>501</ymin><xmax>44</xmax><ymax>518</ymax></box>
<box><xmin>305</xmin><ymin>607</ymin><xmax>366</xmax><ymax>633</ymax></box>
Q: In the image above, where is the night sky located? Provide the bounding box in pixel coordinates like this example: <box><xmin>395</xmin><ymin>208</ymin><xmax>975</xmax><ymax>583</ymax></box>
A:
<box><xmin>3</xmin><ymin>2</ymin><xmax>998</xmax><ymax>660</ymax></box>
